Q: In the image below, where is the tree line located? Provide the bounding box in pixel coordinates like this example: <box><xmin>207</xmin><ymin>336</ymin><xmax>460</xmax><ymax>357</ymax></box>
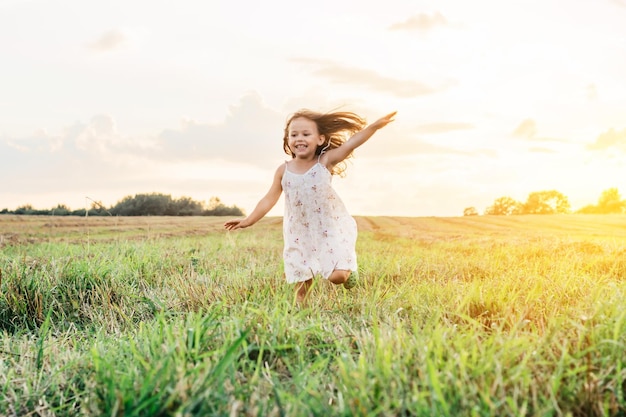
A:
<box><xmin>3</xmin><ymin>188</ymin><xmax>624</xmax><ymax>218</ymax></box>
<box><xmin>0</xmin><ymin>193</ymin><xmax>244</xmax><ymax>217</ymax></box>
<box><xmin>464</xmin><ymin>188</ymin><xmax>626</xmax><ymax>216</ymax></box>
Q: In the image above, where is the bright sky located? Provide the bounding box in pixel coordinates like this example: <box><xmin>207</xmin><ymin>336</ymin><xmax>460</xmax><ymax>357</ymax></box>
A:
<box><xmin>1</xmin><ymin>0</ymin><xmax>625</xmax><ymax>217</ymax></box>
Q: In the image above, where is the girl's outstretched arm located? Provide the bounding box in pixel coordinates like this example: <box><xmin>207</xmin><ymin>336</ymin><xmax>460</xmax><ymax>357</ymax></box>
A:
<box><xmin>324</xmin><ymin>111</ymin><xmax>396</xmax><ymax>168</ymax></box>
<box><xmin>224</xmin><ymin>164</ymin><xmax>285</xmax><ymax>230</ymax></box>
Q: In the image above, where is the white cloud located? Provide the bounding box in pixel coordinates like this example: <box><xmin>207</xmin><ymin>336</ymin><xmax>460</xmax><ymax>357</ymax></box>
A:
<box><xmin>292</xmin><ymin>58</ymin><xmax>451</xmax><ymax>98</ymax></box>
<box><xmin>388</xmin><ymin>12</ymin><xmax>449</xmax><ymax>33</ymax></box>
<box><xmin>413</xmin><ymin>122</ymin><xmax>474</xmax><ymax>135</ymax></box>
<box><xmin>0</xmin><ymin>92</ymin><xmax>288</xmax><ymax>210</ymax></box>
<box><xmin>587</xmin><ymin>128</ymin><xmax>626</xmax><ymax>152</ymax></box>
<box><xmin>87</xmin><ymin>29</ymin><xmax>127</xmax><ymax>52</ymax></box>
<box><xmin>586</xmin><ymin>83</ymin><xmax>598</xmax><ymax>101</ymax></box>
<box><xmin>511</xmin><ymin>118</ymin><xmax>572</xmax><ymax>146</ymax></box>
<box><xmin>512</xmin><ymin>119</ymin><xmax>538</xmax><ymax>139</ymax></box>
<box><xmin>314</xmin><ymin>65</ymin><xmax>449</xmax><ymax>98</ymax></box>
<box><xmin>152</xmin><ymin>92</ymin><xmax>285</xmax><ymax>167</ymax></box>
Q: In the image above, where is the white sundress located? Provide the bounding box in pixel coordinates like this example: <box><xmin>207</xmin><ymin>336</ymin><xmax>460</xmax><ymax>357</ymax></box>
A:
<box><xmin>281</xmin><ymin>160</ymin><xmax>358</xmax><ymax>283</ymax></box>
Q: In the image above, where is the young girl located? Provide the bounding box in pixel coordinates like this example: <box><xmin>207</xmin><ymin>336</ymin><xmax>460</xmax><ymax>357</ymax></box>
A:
<box><xmin>224</xmin><ymin>109</ymin><xmax>396</xmax><ymax>302</ymax></box>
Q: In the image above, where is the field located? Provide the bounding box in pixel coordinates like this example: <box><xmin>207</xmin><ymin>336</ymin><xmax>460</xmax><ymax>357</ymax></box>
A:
<box><xmin>1</xmin><ymin>214</ymin><xmax>625</xmax><ymax>416</ymax></box>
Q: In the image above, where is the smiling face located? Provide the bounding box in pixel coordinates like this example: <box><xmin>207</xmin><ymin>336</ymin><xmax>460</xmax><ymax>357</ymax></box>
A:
<box><xmin>286</xmin><ymin>117</ymin><xmax>325</xmax><ymax>159</ymax></box>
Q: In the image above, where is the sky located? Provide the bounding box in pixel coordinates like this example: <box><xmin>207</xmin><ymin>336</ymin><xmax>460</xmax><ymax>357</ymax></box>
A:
<box><xmin>1</xmin><ymin>0</ymin><xmax>625</xmax><ymax>217</ymax></box>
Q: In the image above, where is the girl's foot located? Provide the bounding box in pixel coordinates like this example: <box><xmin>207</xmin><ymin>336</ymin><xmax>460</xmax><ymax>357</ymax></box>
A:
<box><xmin>343</xmin><ymin>270</ymin><xmax>358</xmax><ymax>289</ymax></box>
<box><xmin>296</xmin><ymin>279</ymin><xmax>313</xmax><ymax>303</ymax></box>
<box><xmin>329</xmin><ymin>269</ymin><xmax>350</xmax><ymax>285</ymax></box>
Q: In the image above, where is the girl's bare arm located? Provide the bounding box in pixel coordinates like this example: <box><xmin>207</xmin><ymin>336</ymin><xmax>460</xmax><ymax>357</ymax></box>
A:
<box><xmin>324</xmin><ymin>111</ymin><xmax>396</xmax><ymax>168</ymax></box>
<box><xmin>224</xmin><ymin>164</ymin><xmax>285</xmax><ymax>230</ymax></box>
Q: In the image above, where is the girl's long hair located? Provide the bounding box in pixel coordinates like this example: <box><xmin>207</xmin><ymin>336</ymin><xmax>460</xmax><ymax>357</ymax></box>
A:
<box><xmin>282</xmin><ymin>109</ymin><xmax>366</xmax><ymax>176</ymax></box>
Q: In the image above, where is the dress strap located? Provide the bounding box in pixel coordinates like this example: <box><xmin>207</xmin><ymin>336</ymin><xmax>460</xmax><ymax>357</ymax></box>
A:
<box><xmin>319</xmin><ymin>139</ymin><xmax>331</xmax><ymax>157</ymax></box>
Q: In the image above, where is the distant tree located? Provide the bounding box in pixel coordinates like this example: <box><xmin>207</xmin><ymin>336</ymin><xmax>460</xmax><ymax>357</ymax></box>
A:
<box><xmin>576</xmin><ymin>204</ymin><xmax>598</xmax><ymax>214</ymax></box>
<box><xmin>522</xmin><ymin>190</ymin><xmax>570</xmax><ymax>214</ymax></box>
<box><xmin>463</xmin><ymin>207</ymin><xmax>479</xmax><ymax>216</ymax></box>
<box><xmin>203</xmin><ymin>196</ymin><xmax>244</xmax><ymax>216</ymax></box>
<box><xmin>108</xmin><ymin>193</ymin><xmax>243</xmax><ymax>216</ymax></box>
<box><xmin>484</xmin><ymin>196</ymin><xmax>522</xmax><ymax>215</ymax></box>
<box><xmin>170</xmin><ymin>196</ymin><xmax>203</xmax><ymax>216</ymax></box>
<box><xmin>87</xmin><ymin>199</ymin><xmax>112</xmax><ymax>216</ymax></box>
<box><xmin>207</xmin><ymin>196</ymin><xmax>222</xmax><ymax>209</ymax></box>
<box><xmin>596</xmin><ymin>188</ymin><xmax>625</xmax><ymax>214</ymax></box>
<box><xmin>7</xmin><ymin>193</ymin><xmax>244</xmax><ymax>216</ymax></box>
<box><xmin>51</xmin><ymin>204</ymin><xmax>70</xmax><ymax>216</ymax></box>
<box><xmin>14</xmin><ymin>204</ymin><xmax>34</xmax><ymax>215</ymax></box>
<box><xmin>577</xmin><ymin>188</ymin><xmax>626</xmax><ymax>214</ymax></box>
<box><xmin>111</xmin><ymin>193</ymin><xmax>172</xmax><ymax>216</ymax></box>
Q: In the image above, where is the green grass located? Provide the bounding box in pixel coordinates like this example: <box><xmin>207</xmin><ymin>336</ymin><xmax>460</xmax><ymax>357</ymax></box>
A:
<box><xmin>0</xmin><ymin>214</ymin><xmax>625</xmax><ymax>416</ymax></box>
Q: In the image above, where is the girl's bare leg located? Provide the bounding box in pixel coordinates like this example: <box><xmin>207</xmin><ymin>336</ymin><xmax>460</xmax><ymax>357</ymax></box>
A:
<box><xmin>296</xmin><ymin>279</ymin><xmax>313</xmax><ymax>303</ymax></box>
<box><xmin>328</xmin><ymin>269</ymin><xmax>350</xmax><ymax>285</ymax></box>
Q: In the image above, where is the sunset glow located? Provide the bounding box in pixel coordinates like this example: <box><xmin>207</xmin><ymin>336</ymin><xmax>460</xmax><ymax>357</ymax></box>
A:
<box><xmin>1</xmin><ymin>0</ymin><xmax>625</xmax><ymax>216</ymax></box>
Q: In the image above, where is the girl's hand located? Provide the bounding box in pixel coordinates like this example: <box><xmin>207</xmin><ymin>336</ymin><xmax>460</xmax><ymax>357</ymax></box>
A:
<box><xmin>224</xmin><ymin>219</ymin><xmax>244</xmax><ymax>230</ymax></box>
<box><xmin>372</xmin><ymin>111</ymin><xmax>397</xmax><ymax>130</ymax></box>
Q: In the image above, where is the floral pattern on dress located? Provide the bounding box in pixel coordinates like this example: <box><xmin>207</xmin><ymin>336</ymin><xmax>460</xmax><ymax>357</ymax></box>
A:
<box><xmin>281</xmin><ymin>162</ymin><xmax>358</xmax><ymax>283</ymax></box>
